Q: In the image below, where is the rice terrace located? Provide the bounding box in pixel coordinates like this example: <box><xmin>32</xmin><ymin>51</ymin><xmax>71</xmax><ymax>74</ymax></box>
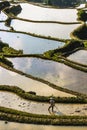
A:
<box><xmin>0</xmin><ymin>0</ymin><xmax>87</xmax><ymax>129</ymax></box>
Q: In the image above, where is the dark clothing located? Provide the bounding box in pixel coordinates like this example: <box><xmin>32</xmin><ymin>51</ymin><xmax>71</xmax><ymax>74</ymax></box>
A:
<box><xmin>48</xmin><ymin>98</ymin><xmax>55</xmax><ymax>112</ymax></box>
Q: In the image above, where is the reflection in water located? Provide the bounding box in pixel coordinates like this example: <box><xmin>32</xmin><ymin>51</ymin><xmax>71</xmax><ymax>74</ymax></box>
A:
<box><xmin>0</xmin><ymin>91</ymin><xmax>87</xmax><ymax>116</ymax></box>
<box><xmin>0</xmin><ymin>66</ymin><xmax>74</xmax><ymax>97</ymax></box>
<box><xmin>0</xmin><ymin>91</ymin><xmax>49</xmax><ymax>115</ymax></box>
<box><xmin>18</xmin><ymin>3</ymin><xmax>78</xmax><ymax>22</ymax></box>
<box><xmin>0</xmin><ymin>31</ymin><xmax>64</xmax><ymax>54</ymax></box>
<box><xmin>77</xmin><ymin>4</ymin><xmax>86</xmax><ymax>9</ymax></box>
<box><xmin>0</xmin><ymin>121</ymin><xmax>87</xmax><ymax>130</ymax></box>
<box><xmin>8</xmin><ymin>57</ymin><xmax>87</xmax><ymax>94</ymax></box>
<box><xmin>11</xmin><ymin>20</ymin><xmax>80</xmax><ymax>39</ymax></box>
<box><xmin>0</xmin><ymin>12</ymin><xmax>7</xmax><ymax>21</ymax></box>
<box><xmin>0</xmin><ymin>22</ymin><xmax>10</xmax><ymax>30</ymax></box>
<box><xmin>68</xmin><ymin>50</ymin><xmax>87</xmax><ymax>65</ymax></box>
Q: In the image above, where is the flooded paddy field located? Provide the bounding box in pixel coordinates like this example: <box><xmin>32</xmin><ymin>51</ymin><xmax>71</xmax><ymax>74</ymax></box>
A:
<box><xmin>0</xmin><ymin>22</ymin><xmax>10</xmax><ymax>30</ymax></box>
<box><xmin>18</xmin><ymin>3</ymin><xmax>78</xmax><ymax>22</ymax></box>
<box><xmin>8</xmin><ymin>57</ymin><xmax>87</xmax><ymax>95</ymax></box>
<box><xmin>11</xmin><ymin>20</ymin><xmax>80</xmax><ymax>39</ymax></box>
<box><xmin>0</xmin><ymin>91</ymin><xmax>87</xmax><ymax>116</ymax></box>
<box><xmin>0</xmin><ymin>31</ymin><xmax>64</xmax><ymax>54</ymax></box>
<box><xmin>68</xmin><ymin>50</ymin><xmax>87</xmax><ymax>65</ymax></box>
<box><xmin>0</xmin><ymin>0</ymin><xmax>87</xmax><ymax>127</ymax></box>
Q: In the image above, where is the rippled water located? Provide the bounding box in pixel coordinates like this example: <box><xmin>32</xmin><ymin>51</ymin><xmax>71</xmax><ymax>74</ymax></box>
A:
<box><xmin>0</xmin><ymin>91</ymin><xmax>86</xmax><ymax>115</ymax></box>
<box><xmin>0</xmin><ymin>22</ymin><xmax>10</xmax><ymax>30</ymax></box>
<box><xmin>0</xmin><ymin>12</ymin><xmax>7</xmax><ymax>21</ymax></box>
<box><xmin>8</xmin><ymin>57</ymin><xmax>87</xmax><ymax>94</ymax></box>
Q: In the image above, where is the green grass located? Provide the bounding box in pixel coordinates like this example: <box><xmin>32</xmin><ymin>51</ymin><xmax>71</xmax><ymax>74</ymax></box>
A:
<box><xmin>0</xmin><ymin>85</ymin><xmax>86</xmax><ymax>103</ymax></box>
<box><xmin>0</xmin><ymin>106</ymin><xmax>87</xmax><ymax>125</ymax></box>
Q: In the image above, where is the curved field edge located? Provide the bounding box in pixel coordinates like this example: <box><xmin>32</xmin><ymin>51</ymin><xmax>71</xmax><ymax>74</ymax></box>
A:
<box><xmin>0</xmin><ymin>29</ymin><xmax>67</xmax><ymax>42</ymax></box>
<box><xmin>0</xmin><ymin>60</ymin><xmax>87</xmax><ymax>99</ymax></box>
<box><xmin>0</xmin><ymin>106</ymin><xmax>87</xmax><ymax>126</ymax></box>
<box><xmin>4</xmin><ymin>53</ymin><xmax>87</xmax><ymax>73</ymax></box>
<box><xmin>3</xmin><ymin>9</ymin><xmax>81</xmax><ymax>25</ymax></box>
<box><xmin>0</xmin><ymin>85</ymin><xmax>87</xmax><ymax>103</ymax></box>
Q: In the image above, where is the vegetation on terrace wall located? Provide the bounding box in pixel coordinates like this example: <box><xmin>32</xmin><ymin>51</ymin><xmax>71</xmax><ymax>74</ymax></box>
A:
<box><xmin>0</xmin><ymin>85</ymin><xmax>86</xmax><ymax>103</ymax></box>
<box><xmin>72</xmin><ymin>24</ymin><xmax>87</xmax><ymax>40</ymax></box>
<box><xmin>0</xmin><ymin>107</ymin><xmax>87</xmax><ymax>125</ymax></box>
<box><xmin>0</xmin><ymin>1</ymin><xmax>10</xmax><ymax>11</ymax></box>
<box><xmin>27</xmin><ymin>0</ymin><xmax>86</xmax><ymax>7</ymax></box>
<box><xmin>44</xmin><ymin>40</ymin><xmax>84</xmax><ymax>58</ymax></box>
<box><xmin>0</xmin><ymin>56</ymin><xmax>13</xmax><ymax>67</ymax></box>
<box><xmin>0</xmin><ymin>41</ymin><xmax>23</xmax><ymax>67</ymax></box>
<box><xmin>77</xmin><ymin>9</ymin><xmax>87</xmax><ymax>22</ymax></box>
<box><xmin>0</xmin><ymin>40</ymin><xmax>23</xmax><ymax>55</ymax></box>
<box><xmin>4</xmin><ymin>5</ymin><xmax>22</xmax><ymax>16</ymax></box>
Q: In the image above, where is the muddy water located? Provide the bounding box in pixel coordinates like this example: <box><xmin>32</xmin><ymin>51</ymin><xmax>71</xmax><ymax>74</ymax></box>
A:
<box><xmin>0</xmin><ymin>91</ymin><xmax>87</xmax><ymax>115</ymax></box>
<box><xmin>0</xmin><ymin>66</ymin><xmax>74</xmax><ymax>97</ymax></box>
<box><xmin>11</xmin><ymin>20</ymin><xmax>80</xmax><ymax>39</ymax></box>
<box><xmin>0</xmin><ymin>31</ymin><xmax>64</xmax><ymax>54</ymax></box>
<box><xmin>8</xmin><ymin>57</ymin><xmax>87</xmax><ymax>95</ymax></box>
<box><xmin>18</xmin><ymin>3</ymin><xmax>78</xmax><ymax>22</ymax></box>
<box><xmin>0</xmin><ymin>121</ymin><xmax>87</xmax><ymax>130</ymax></box>
<box><xmin>68</xmin><ymin>50</ymin><xmax>87</xmax><ymax>65</ymax></box>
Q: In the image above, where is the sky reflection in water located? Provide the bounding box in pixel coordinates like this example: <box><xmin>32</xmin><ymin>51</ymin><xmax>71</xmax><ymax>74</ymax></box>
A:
<box><xmin>8</xmin><ymin>57</ymin><xmax>87</xmax><ymax>95</ymax></box>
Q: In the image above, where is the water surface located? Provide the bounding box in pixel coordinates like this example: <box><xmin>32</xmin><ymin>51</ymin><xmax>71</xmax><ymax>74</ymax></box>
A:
<box><xmin>8</xmin><ymin>57</ymin><xmax>87</xmax><ymax>94</ymax></box>
<box><xmin>0</xmin><ymin>91</ymin><xmax>86</xmax><ymax>115</ymax></box>
<box><xmin>0</xmin><ymin>22</ymin><xmax>10</xmax><ymax>30</ymax></box>
<box><xmin>77</xmin><ymin>4</ymin><xmax>86</xmax><ymax>9</ymax></box>
<box><xmin>11</xmin><ymin>20</ymin><xmax>80</xmax><ymax>39</ymax></box>
<box><xmin>0</xmin><ymin>121</ymin><xmax>87</xmax><ymax>130</ymax></box>
<box><xmin>18</xmin><ymin>3</ymin><xmax>78</xmax><ymax>22</ymax></box>
<box><xmin>68</xmin><ymin>50</ymin><xmax>87</xmax><ymax>65</ymax></box>
<box><xmin>0</xmin><ymin>66</ymin><xmax>73</xmax><ymax>97</ymax></box>
<box><xmin>0</xmin><ymin>12</ymin><xmax>7</xmax><ymax>21</ymax></box>
<box><xmin>0</xmin><ymin>31</ymin><xmax>64</xmax><ymax>54</ymax></box>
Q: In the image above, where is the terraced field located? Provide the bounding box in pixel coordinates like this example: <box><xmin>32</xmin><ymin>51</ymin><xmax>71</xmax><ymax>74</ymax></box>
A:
<box><xmin>0</xmin><ymin>0</ymin><xmax>87</xmax><ymax>128</ymax></box>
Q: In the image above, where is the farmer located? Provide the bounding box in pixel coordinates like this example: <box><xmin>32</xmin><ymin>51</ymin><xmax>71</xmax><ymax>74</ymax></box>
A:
<box><xmin>48</xmin><ymin>97</ymin><xmax>55</xmax><ymax>113</ymax></box>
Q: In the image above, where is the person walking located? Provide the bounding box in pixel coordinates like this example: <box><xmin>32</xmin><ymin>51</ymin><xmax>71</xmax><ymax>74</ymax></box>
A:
<box><xmin>48</xmin><ymin>97</ymin><xmax>55</xmax><ymax>113</ymax></box>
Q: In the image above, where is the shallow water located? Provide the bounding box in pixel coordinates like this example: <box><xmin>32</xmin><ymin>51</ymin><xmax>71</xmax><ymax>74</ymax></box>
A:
<box><xmin>0</xmin><ymin>66</ymin><xmax>74</xmax><ymax>97</ymax></box>
<box><xmin>0</xmin><ymin>121</ymin><xmax>87</xmax><ymax>130</ymax></box>
<box><xmin>0</xmin><ymin>12</ymin><xmax>7</xmax><ymax>21</ymax></box>
<box><xmin>0</xmin><ymin>91</ymin><xmax>87</xmax><ymax>115</ymax></box>
<box><xmin>11</xmin><ymin>20</ymin><xmax>80</xmax><ymax>39</ymax></box>
<box><xmin>77</xmin><ymin>4</ymin><xmax>86</xmax><ymax>9</ymax></box>
<box><xmin>18</xmin><ymin>3</ymin><xmax>78</xmax><ymax>22</ymax></box>
<box><xmin>0</xmin><ymin>31</ymin><xmax>64</xmax><ymax>54</ymax></box>
<box><xmin>8</xmin><ymin>57</ymin><xmax>87</xmax><ymax>94</ymax></box>
<box><xmin>68</xmin><ymin>50</ymin><xmax>87</xmax><ymax>65</ymax></box>
<box><xmin>0</xmin><ymin>22</ymin><xmax>10</xmax><ymax>30</ymax></box>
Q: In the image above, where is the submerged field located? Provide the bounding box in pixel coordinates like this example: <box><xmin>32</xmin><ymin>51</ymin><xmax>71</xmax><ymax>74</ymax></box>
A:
<box><xmin>0</xmin><ymin>0</ymin><xmax>87</xmax><ymax>128</ymax></box>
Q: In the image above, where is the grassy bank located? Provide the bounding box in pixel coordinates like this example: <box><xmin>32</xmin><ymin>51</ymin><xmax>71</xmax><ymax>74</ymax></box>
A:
<box><xmin>71</xmin><ymin>24</ymin><xmax>87</xmax><ymax>40</ymax></box>
<box><xmin>0</xmin><ymin>85</ymin><xmax>86</xmax><ymax>103</ymax></box>
<box><xmin>1</xmin><ymin>59</ymin><xmax>87</xmax><ymax>97</ymax></box>
<box><xmin>0</xmin><ymin>107</ymin><xmax>87</xmax><ymax>125</ymax></box>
